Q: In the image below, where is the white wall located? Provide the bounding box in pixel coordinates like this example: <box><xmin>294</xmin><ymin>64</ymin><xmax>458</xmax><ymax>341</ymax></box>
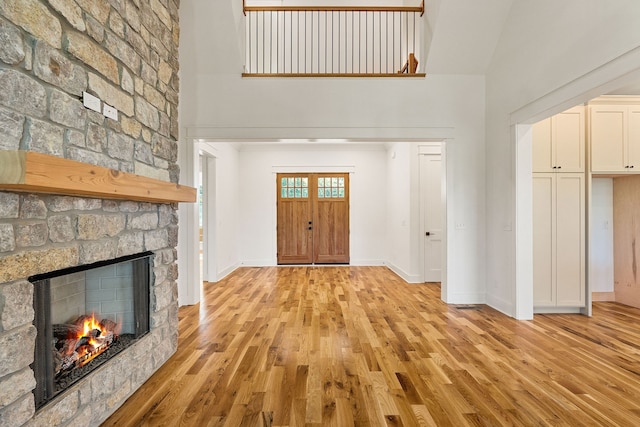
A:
<box><xmin>485</xmin><ymin>0</ymin><xmax>640</xmax><ymax>318</ymax></box>
<box><xmin>386</xmin><ymin>143</ymin><xmax>413</xmax><ymax>278</ymax></box>
<box><xmin>590</xmin><ymin>178</ymin><xmax>614</xmax><ymax>293</ymax></box>
<box><xmin>202</xmin><ymin>142</ymin><xmax>241</xmax><ymax>278</ymax></box>
<box><xmin>176</xmin><ymin>126</ymin><xmax>198</xmax><ymax>306</ymax></box>
<box><xmin>178</xmin><ymin>0</ymin><xmax>487</xmax><ymax>306</ymax></box>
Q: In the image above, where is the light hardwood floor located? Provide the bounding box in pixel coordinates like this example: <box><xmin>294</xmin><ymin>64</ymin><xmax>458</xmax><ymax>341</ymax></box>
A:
<box><xmin>102</xmin><ymin>266</ymin><xmax>640</xmax><ymax>426</ymax></box>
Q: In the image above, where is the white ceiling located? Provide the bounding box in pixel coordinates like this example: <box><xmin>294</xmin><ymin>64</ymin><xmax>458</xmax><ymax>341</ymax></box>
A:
<box><xmin>423</xmin><ymin>0</ymin><xmax>640</xmax><ymax>95</ymax></box>
<box><xmin>424</xmin><ymin>0</ymin><xmax>514</xmax><ymax>74</ymax></box>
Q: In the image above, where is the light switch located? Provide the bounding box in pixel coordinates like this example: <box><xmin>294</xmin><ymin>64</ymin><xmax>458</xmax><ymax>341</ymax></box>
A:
<box><xmin>103</xmin><ymin>103</ymin><xmax>118</xmax><ymax>120</ymax></box>
<box><xmin>82</xmin><ymin>91</ymin><xmax>101</xmax><ymax>113</ymax></box>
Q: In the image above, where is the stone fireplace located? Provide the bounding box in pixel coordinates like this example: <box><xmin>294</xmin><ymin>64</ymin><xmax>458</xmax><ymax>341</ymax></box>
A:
<box><xmin>0</xmin><ymin>0</ymin><xmax>185</xmax><ymax>425</ymax></box>
<box><xmin>0</xmin><ymin>193</ymin><xmax>183</xmax><ymax>426</ymax></box>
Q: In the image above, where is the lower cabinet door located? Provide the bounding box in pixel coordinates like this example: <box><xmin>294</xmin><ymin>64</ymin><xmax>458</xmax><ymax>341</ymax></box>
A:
<box><xmin>554</xmin><ymin>174</ymin><xmax>585</xmax><ymax>306</ymax></box>
<box><xmin>533</xmin><ymin>174</ymin><xmax>555</xmax><ymax>307</ymax></box>
<box><xmin>533</xmin><ymin>173</ymin><xmax>585</xmax><ymax>308</ymax></box>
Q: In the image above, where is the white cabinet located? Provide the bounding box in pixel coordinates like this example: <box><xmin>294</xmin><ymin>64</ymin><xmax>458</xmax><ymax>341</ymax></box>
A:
<box><xmin>533</xmin><ymin>106</ymin><xmax>584</xmax><ymax>172</ymax></box>
<box><xmin>590</xmin><ymin>104</ymin><xmax>640</xmax><ymax>173</ymax></box>
<box><xmin>533</xmin><ymin>173</ymin><xmax>585</xmax><ymax>308</ymax></box>
<box><xmin>628</xmin><ymin>105</ymin><xmax>640</xmax><ymax>168</ymax></box>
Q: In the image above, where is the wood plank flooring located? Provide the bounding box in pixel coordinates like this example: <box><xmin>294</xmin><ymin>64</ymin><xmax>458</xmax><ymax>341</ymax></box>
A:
<box><xmin>102</xmin><ymin>266</ymin><xmax>640</xmax><ymax>426</ymax></box>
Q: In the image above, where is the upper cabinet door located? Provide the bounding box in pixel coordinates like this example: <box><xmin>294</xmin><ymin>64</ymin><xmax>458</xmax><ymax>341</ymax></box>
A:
<box><xmin>553</xmin><ymin>107</ymin><xmax>584</xmax><ymax>172</ymax></box>
<box><xmin>532</xmin><ymin>117</ymin><xmax>553</xmax><ymax>172</ymax></box>
<box><xmin>532</xmin><ymin>107</ymin><xmax>584</xmax><ymax>173</ymax></box>
<box><xmin>627</xmin><ymin>106</ymin><xmax>640</xmax><ymax>171</ymax></box>
<box><xmin>590</xmin><ymin>105</ymin><xmax>626</xmax><ymax>172</ymax></box>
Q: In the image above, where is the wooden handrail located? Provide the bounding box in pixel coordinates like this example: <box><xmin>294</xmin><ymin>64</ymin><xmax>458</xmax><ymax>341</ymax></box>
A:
<box><xmin>242</xmin><ymin>72</ymin><xmax>426</xmax><ymax>78</ymax></box>
<box><xmin>243</xmin><ymin>2</ymin><xmax>424</xmax><ymax>15</ymax></box>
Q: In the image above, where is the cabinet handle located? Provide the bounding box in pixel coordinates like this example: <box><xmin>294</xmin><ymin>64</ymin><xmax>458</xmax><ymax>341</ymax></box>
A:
<box><xmin>632</xmin><ymin>166</ymin><xmax>635</xmax><ymax>169</ymax></box>
<box><xmin>552</xmin><ymin>166</ymin><xmax>557</xmax><ymax>169</ymax></box>
<box><xmin>557</xmin><ymin>166</ymin><xmax>561</xmax><ymax>169</ymax></box>
<box><xmin>625</xmin><ymin>166</ymin><xmax>630</xmax><ymax>168</ymax></box>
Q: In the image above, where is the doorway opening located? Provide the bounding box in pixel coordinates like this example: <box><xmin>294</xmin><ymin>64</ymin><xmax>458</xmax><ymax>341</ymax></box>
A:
<box><xmin>277</xmin><ymin>172</ymin><xmax>350</xmax><ymax>264</ymax></box>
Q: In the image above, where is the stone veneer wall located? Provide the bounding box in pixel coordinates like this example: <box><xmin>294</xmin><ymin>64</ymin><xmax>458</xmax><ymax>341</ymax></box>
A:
<box><xmin>0</xmin><ymin>0</ymin><xmax>181</xmax><ymax>425</ymax></box>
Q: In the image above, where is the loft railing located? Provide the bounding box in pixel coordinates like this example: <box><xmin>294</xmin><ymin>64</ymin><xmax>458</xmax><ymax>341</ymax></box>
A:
<box><xmin>243</xmin><ymin>1</ymin><xmax>425</xmax><ymax>77</ymax></box>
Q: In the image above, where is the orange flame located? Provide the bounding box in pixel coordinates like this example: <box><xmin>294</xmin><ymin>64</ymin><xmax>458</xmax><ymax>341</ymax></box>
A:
<box><xmin>72</xmin><ymin>313</ymin><xmax>114</xmax><ymax>368</ymax></box>
<box><xmin>78</xmin><ymin>314</ymin><xmax>103</xmax><ymax>346</ymax></box>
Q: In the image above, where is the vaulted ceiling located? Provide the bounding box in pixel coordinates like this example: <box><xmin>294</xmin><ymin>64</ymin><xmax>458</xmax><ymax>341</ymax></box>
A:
<box><xmin>424</xmin><ymin>0</ymin><xmax>513</xmax><ymax>74</ymax></box>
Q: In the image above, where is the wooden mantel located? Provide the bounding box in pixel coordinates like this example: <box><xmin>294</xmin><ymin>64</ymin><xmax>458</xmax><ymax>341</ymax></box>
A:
<box><xmin>0</xmin><ymin>151</ymin><xmax>196</xmax><ymax>203</ymax></box>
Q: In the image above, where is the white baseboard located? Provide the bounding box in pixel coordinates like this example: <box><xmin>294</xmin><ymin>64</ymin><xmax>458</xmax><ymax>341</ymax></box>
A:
<box><xmin>533</xmin><ymin>306</ymin><xmax>583</xmax><ymax>314</ymax></box>
<box><xmin>240</xmin><ymin>259</ymin><xmax>274</xmax><ymax>267</ymax></box>
<box><xmin>350</xmin><ymin>259</ymin><xmax>385</xmax><ymax>266</ymax></box>
<box><xmin>384</xmin><ymin>262</ymin><xmax>422</xmax><ymax>283</ymax></box>
<box><xmin>215</xmin><ymin>262</ymin><xmax>240</xmax><ymax>281</ymax></box>
<box><xmin>445</xmin><ymin>293</ymin><xmax>486</xmax><ymax>305</ymax></box>
<box><xmin>485</xmin><ymin>294</ymin><xmax>514</xmax><ymax>317</ymax></box>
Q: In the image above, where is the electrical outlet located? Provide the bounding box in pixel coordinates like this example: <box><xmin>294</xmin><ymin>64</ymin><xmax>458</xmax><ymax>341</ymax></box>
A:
<box><xmin>103</xmin><ymin>103</ymin><xmax>118</xmax><ymax>120</ymax></box>
<box><xmin>82</xmin><ymin>91</ymin><xmax>101</xmax><ymax>113</ymax></box>
<box><xmin>455</xmin><ymin>222</ymin><xmax>465</xmax><ymax>230</ymax></box>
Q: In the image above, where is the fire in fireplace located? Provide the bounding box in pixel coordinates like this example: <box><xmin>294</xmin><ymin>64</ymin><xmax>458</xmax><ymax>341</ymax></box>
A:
<box><xmin>30</xmin><ymin>252</ymin><xmax>153</xmax><ymax>410</ymax></box>
<box><xmin>54</xmin><ymin>313</ymin><xmax>119</xmax><ymax>375</ymax></box>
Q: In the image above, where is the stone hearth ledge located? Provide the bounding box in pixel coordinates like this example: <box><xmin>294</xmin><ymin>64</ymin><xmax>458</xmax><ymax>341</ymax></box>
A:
<box><xmin>0</xmin><ymin>151</ymin><xmax>196</xmax><ymax>204</ymax></box>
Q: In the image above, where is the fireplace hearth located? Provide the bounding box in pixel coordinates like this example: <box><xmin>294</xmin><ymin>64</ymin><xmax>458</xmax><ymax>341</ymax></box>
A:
<box><xmin>30</xmin><ymin>252</ymin><xmax>152</xmax><ymax>410</ymax></box>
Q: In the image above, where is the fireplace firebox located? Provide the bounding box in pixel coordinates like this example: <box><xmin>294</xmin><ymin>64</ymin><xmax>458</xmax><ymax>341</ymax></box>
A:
<box><xmin>30</xmin><ymin>252</ymin><xmax>153</xmax><ymax>410</ymax></box>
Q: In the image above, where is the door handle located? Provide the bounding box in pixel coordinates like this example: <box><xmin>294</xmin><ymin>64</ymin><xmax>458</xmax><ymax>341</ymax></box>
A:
<box><xmin>425</xmin><ymin>231</ymin><xmax>431</xmax><ymax>236</ymax></box>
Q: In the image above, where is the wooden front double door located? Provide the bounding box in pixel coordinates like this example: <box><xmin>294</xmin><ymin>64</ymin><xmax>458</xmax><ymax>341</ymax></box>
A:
<box><xmin>277</xmin><ymin>173</ymin><xmax>350</xmax><ymax>264</ymax></box>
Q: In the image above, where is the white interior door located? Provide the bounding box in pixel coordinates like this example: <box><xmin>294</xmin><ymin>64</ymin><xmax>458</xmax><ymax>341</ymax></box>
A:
<box><xmin>421</xmin><ymin>152</ymin><xmax>443</xmax><ymax>282</ymax></box>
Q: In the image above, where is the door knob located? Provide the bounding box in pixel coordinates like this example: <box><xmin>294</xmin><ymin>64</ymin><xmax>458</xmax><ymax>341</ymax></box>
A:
<box><xmin>425</xmin><ymin>232</ymin><xmax>431</xmax><ymax>236</ymax></box>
